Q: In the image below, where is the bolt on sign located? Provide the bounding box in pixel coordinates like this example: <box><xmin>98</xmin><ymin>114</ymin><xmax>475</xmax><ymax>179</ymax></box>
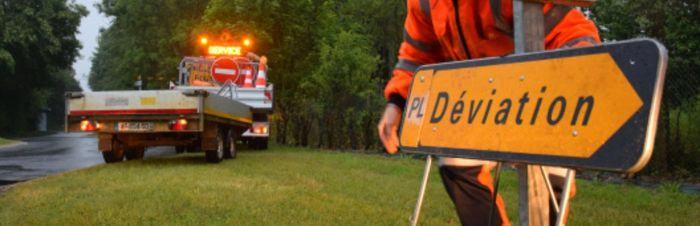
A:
<box><xmin>399</xmin><ymin>39</ymin><xmax>667</xmax><ymax>173</ymax></box>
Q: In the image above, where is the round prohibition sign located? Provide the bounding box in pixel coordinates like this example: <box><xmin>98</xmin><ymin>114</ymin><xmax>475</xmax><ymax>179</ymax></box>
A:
<box><xmin>211</xmin><ymin>57</ymin><xmax>241</xmax><ymax>84</ymax></box>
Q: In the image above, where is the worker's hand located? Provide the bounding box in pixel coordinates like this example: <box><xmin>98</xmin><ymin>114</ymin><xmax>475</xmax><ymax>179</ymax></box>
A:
<box><xmin>378</xmin><ymin>104</ymin><xmax>402</xmax><ymax>155</ymax></box>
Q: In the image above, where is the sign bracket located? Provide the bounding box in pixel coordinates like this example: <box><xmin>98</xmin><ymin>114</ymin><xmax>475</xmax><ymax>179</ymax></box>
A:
<box><xmin>555</xmin><ymin>169</ymin><xmax>575</xmax><ymax>226</ymax></box>
<box><xmin>410</xmin><ymin>155</ymin><xmax>433</xmax><ymax>226</ymax></box>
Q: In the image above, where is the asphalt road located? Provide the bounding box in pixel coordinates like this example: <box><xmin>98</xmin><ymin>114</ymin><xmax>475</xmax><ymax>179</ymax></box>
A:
<box><xmin>0</xmin><ymin>133</ymin><xmax>174</xmax><ymax>184</ymax></box>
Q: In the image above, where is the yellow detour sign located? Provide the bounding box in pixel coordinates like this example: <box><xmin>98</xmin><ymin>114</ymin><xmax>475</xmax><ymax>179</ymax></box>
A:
<box><xmin>399</xmin><ymin>39</ymin><xmax>667</xmax><ymax>173</ymax></box>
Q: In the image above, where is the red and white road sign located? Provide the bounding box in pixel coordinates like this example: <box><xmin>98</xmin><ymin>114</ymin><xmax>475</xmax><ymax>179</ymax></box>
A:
<box><xmin>211</xmin><ymin>58</ymin><xmax>240</xmax><ymax>84</ymax></box>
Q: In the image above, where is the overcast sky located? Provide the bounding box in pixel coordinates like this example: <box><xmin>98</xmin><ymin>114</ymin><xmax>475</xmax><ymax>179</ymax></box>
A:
<box><xmin>72</xmin><ymin>0</ymin><xmax>111</xmax><ymax>92</ymax></box>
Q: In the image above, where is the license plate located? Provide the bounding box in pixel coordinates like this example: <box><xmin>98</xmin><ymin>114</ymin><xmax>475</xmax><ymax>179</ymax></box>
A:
<box><xmin>117</xmin><ymin>122</ymin><xmax>154</xmax><ymax>131</ymax></box>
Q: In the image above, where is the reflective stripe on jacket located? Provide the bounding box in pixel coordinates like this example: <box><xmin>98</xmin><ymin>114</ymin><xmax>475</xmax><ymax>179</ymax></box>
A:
<box><xmin>384</xmin><ymin>0</ymin><xmax>601</xmax><ymax>101</ymax></box>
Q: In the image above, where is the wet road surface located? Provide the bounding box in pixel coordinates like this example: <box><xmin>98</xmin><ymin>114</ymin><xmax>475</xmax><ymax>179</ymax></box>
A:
<box><xmin>0</xmin><ymin>133</ymin><xmax>174</xmax><ymax>184</ymax></box>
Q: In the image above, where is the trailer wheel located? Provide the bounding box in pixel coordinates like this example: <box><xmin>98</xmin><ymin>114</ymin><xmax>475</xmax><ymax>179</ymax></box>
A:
<box><xmin>103</xmin><ymin>139</ymin><xmax>125</xmax><ymax>163</ymax></box>
<box><xmin>224</xmin><ymin>129</ymin><xmax>237</xmax><ymax>159</ymax></box>
<box><xmin>205</xmin><ymin>132</ymin><xmax>224</xmax><ymax>163</ymax></box>
<box><xmin>125</xmin><ymin>147</ymin><xmax>145</xmax><ymax>160</ymax></box>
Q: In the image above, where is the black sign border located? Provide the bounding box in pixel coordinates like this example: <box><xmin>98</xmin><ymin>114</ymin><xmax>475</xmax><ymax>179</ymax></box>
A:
<box><xmin>400</xmin><ymin>38</ymin><xmax>668</xmax><ymax>173</ymax></box>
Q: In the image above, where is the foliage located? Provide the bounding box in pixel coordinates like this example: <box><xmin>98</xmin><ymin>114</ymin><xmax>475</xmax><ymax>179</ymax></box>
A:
<box><xmin>300</xmin><ymin>29</ymin><xmax>379</xmax><ymax>149</ymax></box>
<box><xmin>89</xmin><ymin>0</ymin><xmax>210</xmax><ymax>90</ymax></box>
<box><xmin>0</xmin><ymin>0</ymin><xmax>86</xmax><ymax>135</ymax></box>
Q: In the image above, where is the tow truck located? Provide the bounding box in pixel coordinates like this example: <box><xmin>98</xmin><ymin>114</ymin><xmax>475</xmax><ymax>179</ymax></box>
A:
<box><xmin>65</xmin><ymin>35</ymin><xmax>272</xmax><ymax>163</ymax></box>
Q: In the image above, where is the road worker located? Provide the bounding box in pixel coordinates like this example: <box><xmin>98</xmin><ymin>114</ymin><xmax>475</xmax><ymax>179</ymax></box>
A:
<box><xmin>377</xmin><ymin>0</ymin><xmax>600</xmax><ymax>225</ymax></box>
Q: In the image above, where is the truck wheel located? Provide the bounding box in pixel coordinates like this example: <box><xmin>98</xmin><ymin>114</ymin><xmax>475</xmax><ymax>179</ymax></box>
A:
<box><xmin>224</xmin><ymin>129</ymin><xmax>237</xmax><ymax>159</ymax></box>
<box><xmin>125</xmin><ymin>147</ymin><xmax>145</xmax><ymax>160</ymax></box>
<box><xmin>205</xmin><ymin>132</ymin><xmax>224</xmax><ymax>163</ymax></box>
<box><xmin>103</xmin><ymin>139</ymin><xmax>125</xmax><ymax>163</ymax></box>
<box><xmin>175</xmin><ymin>146</ymin><xmax>185</xmax><ymax>154</ymax></box>
<box><xmin>102</xmin><ymin>151</ymin><xmax>124</xmax><ymax>163</ymax></box>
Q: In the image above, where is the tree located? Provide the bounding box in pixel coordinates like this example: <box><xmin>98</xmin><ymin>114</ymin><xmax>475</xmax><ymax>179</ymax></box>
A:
<box><xmin>89</xmin><ymin>0</ymin><xmax>210</xmax><ymax>90</ymax></box>
<box><xmin>0</xmin><ymin>0</ymin><xmax>86</xmax><ymax>135</ymax></box>
<box><xmin>305</xmin><ymin>30</ymin><xmax>379</xmax><ymax>148</ymax></box>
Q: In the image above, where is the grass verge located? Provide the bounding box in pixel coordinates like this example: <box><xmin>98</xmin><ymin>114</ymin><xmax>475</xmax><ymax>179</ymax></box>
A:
<box><xmin>0</xmin><ymin>146</ymin><xmax>698</xmax><ymax>225</ymax></box>
<box><xmin>0</xmin><ymin>137</ymin><xmax>18</xmax><ymax>146</ymax></box>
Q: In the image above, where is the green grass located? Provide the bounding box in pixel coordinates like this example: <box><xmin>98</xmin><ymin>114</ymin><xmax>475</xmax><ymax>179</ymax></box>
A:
<box><xmin>0</xmin><ymin>137</ymin><xmax>18</xmax><ymax>146</ymax></box>
<box><xmin>1</xmin><ymin>146</ymin><xmax>698</xmax><ymax>225</ymax></box>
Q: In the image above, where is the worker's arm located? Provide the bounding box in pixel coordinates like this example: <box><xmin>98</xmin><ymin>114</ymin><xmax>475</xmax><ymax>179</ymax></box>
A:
<box><xmin>379</xmin><ymin>0</ymin><xmax>445</xmax><ymax>154</ymax></box>
<box><xmin>383</xmin><ymin>0</ymin><xmax>445</xmax><ymax>107</ymax></box>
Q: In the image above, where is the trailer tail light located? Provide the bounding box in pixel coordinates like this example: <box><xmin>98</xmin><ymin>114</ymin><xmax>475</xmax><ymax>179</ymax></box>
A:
<box><xmin>253</xmin><ymin>125</ymin><xmax>268</xmax><ymax>134</ymax></box>
<box><xmin>80</xmin><ymin>119</ymin><xmax>99</xmax><ymax>131</ymax></box>
<box><xmin>169</xmin><ymin>118</ymin><xmax>188</xmax><ymax>131</ymax></box>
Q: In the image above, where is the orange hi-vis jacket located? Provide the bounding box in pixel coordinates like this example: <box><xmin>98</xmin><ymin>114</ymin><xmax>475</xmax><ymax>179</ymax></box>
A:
<box><xmin>384</xmin><ymin>0</ymin><xmax>601</xmax><ymax>103</ymax></box>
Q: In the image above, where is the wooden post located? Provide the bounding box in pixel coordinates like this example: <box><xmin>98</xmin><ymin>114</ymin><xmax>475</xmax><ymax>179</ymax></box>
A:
<box><xmin>513</xmin><ymin>0</ymin><xmax>549</xmax><ymax>225</ymax></box>
<box><xmin>517</xmin><ymin>165</ymin><xmax>549</xmax><ymax>225</ymax></box>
